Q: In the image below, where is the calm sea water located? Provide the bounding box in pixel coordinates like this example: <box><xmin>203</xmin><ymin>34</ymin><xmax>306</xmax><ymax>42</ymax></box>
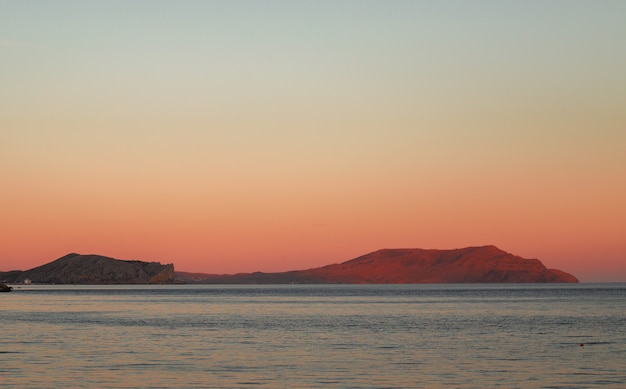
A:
<box><xmin>1</xmin><ymin>284</ymin><xmax>625</xmax><ymax>388</ymax></box>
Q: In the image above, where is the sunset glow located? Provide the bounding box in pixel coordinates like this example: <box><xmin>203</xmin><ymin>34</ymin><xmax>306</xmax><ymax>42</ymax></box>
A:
<box><xmin>2</xmin><ymin>1</ymin><xmax>625</xmax><ymax>281</ymax></box>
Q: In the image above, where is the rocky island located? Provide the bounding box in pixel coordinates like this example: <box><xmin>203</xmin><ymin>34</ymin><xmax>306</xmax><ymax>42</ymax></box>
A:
<box><xmin>2</xmin><ymin>246</ymin><xmax>578</xmax><ymax>285</ymax></box>
<box><xmin>0</xmin><ymin>253</ymin><xmax>174</xmax><ymax>284</ymax></box>
<box><xmin>176</xmin><ymin>245</ymin><xmax>579</xmax><ymax>284</ymax></box>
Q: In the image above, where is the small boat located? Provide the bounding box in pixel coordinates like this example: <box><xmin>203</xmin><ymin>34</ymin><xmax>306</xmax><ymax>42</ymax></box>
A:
<box><xmin>0</xmin><ymin>282</ymin><xmax>13</xmax><ymax>292</ymax></box>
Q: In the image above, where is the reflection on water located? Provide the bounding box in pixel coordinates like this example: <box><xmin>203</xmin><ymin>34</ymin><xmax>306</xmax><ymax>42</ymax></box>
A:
<box><xmin>2</xmin><ymin>284</ymin><xmax>625</xmax><ymax>388</ymax></box>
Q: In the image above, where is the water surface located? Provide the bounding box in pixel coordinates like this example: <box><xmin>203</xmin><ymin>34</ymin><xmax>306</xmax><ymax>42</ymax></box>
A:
<box><xmin>2</xmin><ymin>284</ymin><xmax>624</xmax><ymax>388</ymax></box>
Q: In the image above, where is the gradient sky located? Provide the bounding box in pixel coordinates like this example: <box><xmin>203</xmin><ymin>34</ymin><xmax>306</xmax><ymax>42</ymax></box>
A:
<box><xmin>2</xmin><ymin>1</ymin><xmax>625</xmax><ymax>282</ymax></box>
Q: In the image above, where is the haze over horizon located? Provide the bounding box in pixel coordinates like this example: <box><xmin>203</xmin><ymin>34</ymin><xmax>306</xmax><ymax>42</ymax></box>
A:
<box><xmin>2</xmin><ymin>1</ymin><xmax>625</xmax><ymax>282</ymax></box>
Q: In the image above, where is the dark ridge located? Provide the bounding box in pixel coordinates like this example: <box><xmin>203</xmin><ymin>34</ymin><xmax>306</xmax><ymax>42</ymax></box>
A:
<box><xmin>1</xmin><ymin>254</ymin><xmax>174</xmax><ymax>284</ymax></box>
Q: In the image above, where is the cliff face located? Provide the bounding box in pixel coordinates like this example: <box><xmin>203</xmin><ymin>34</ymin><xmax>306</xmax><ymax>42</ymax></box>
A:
<box><xmin>178</xmin><ymin>246</ymin><xmax>578</xmax><ymax>284</ymax></box>
<box><xmin>1</xmin><ymin>253</ymin><xmax>175</xmax><ymax>284</ymax></box>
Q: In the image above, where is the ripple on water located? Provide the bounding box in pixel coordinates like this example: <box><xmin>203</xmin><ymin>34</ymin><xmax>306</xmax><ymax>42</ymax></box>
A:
<box><xmin>2</xmin><ymin>284</ymin><xmax>625</xmax><ymax>388</ymax></box>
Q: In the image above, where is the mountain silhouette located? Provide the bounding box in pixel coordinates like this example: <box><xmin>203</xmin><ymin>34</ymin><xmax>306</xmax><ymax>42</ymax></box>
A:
<box><xmin>176</xmin><ymin>246</ymin><xmax>579</xmax><ymax>284</ymax></box>
<box><xmin>1</xmin><ymin>253</ymin><xmax>174</xmax><ymax>284</ymax></box>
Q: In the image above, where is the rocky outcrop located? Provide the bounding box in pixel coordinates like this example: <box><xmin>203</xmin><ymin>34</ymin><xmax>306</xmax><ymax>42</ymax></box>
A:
<box><xmin>177</xmin><ymin>246</ymin><xmax>578</xmax><ymax>284</ymax></box>
<box><xmin>547</xmin><ymin>268</ymin><xmax>579</xmax><ymax>283</ymax></box>
<box><xmin>1</xmin><ymin>253</ymin><xmax>175</xmax><ymax>284</ymax></box>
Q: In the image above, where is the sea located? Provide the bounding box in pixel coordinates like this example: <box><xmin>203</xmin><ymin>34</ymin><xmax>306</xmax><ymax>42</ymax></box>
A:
<box><xmin>1</xmin><ymin>284</ymin><xmax>625</xmax><ymax>388</ymax></box>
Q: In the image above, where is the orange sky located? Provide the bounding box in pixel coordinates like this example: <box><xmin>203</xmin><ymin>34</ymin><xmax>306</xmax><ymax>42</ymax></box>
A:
<box><xmin>2</xmin><ymin>1</ymin><xmax>625</xmax><ymax>281</ymax></box>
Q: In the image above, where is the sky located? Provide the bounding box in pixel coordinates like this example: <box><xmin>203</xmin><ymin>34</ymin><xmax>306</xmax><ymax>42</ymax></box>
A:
<box><xmin>1</xmin><ymin>1</ymin><xmax>625</xmax><ymax>282</ymax></box>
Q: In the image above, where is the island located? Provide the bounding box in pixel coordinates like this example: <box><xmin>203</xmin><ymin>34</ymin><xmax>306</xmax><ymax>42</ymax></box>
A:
<box><xmin>177</xmin><ymin>245</ymin><xmax>578</xmax><ymax>284</ymax></box>
<box><xmin>0</xmin><ymin>253</ymin><xmax>174</xmax><ymax>284</ymax></box>
<box><xmin>1</xmin><ymin>246</ymin><xmax>578</xmax><ymax>285</ymax></box>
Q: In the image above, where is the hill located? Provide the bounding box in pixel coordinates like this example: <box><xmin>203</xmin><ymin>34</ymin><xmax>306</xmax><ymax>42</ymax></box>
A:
<box><xmin>176</xmin><ymin>246</ymin><xmax>578</xmax><ymax>284</ymax></box>
<box><xmin>1</xmin><ymin>253</ymin><xmax>174</xmax><ymax>284</ymax></box>
<box><xmin>2</xmin><ymin>246</ymin><xmax>578</xmax><ymax>284</ymax></box>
